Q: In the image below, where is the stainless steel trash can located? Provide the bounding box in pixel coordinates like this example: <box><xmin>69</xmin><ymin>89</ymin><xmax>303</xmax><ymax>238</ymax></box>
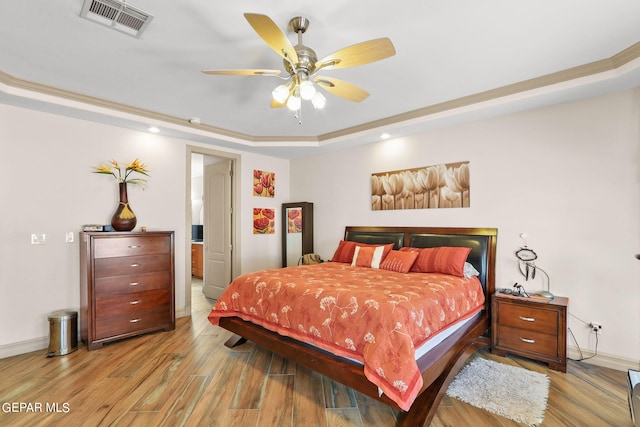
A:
<box><xmin>47</xmin><ymin>310</ymin><xmax>78</xmax><ymax>357</ymax></box>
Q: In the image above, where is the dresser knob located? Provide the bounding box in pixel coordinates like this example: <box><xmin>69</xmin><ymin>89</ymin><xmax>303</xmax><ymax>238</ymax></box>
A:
<box><xmin>129</xmin><ymin>318</ymin><xmax>141</xmax><ymax>323</ymax></box>
<box><xmin>130</xmin><ymin>300</ymin><xmax>140</xmax><ymax>305</ymax></box>
<box><xmin>129</xmin><ymin>282</ymin><xmax>140</xmax><ymax>287</ymax></box>
<box><xmin>519</xmin><ymin>337</ymin><xmax>536</xmax><ymax>344</ymax></box>
<box><xmin>130</xmin><ymin>263</ymin><xmax>141</xmax><ymax>268</ymax></box>
<box><xmin>518</xmin><ymin>315</ymin><xmax>535</xmax><ymax>322</ymax></box>
<box><xmin>128</xmin><ymin>245</ymin><xmax>141</xmax><ymax>249</ymax></box>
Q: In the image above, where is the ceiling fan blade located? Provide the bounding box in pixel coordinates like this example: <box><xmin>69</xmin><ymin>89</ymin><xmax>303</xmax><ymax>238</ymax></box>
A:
<box><xmin>270</xmin><ymin>98</ymin><xmax>286</xmax><ymax>108</ymax></box>
<box><xmin>202</xmin><ymin>69</ymin><xmax>282</xmax><ymax>76</ymax></box>
<box><xmin>314</xmin><ymin>76</ymin><xmax>370</xmax><ymax>102</ymax></box>
<box><xmin>315</xmin><ymin>38</ymin><xmax>395</xmax><ymax>71</ymax></box>
<box><xmin>244</xmin><ymin>13</ymin><xmax>299</xmax><ymax>65</ymax></box>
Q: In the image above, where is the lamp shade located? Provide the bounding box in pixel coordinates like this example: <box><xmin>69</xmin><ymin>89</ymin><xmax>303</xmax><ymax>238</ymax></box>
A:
<box><xmin>311</xmin><ymin>91</ymin><xmax>326</xmax><ymax>109</ymax></box>
<box><xmin>299</xmin><ymin>80</ymin><xmax>316</xmax><ymax>100</ymax></box>
<box><xmin>286</xmin><ymin>95</ymin><xmax>301</xmax><ymax>111</ymax></box>
<box><xmin>272</xmin><ymin>84</ymin><xmax>290</xmax><ymax>103</ymax></box>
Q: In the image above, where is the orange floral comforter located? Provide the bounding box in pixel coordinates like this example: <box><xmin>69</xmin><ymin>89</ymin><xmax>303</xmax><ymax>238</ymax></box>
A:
<box><xmin>208</xmin><ymin>262</ymin><xmax>484</xmax><ymax>411</ymax></box>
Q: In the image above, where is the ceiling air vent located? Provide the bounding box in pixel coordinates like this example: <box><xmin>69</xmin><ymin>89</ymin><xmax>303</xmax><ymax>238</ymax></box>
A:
<box><xmin>80</xmin><ymin>0</ymin><xmax>153</xmax><ymax>38</ymax></box>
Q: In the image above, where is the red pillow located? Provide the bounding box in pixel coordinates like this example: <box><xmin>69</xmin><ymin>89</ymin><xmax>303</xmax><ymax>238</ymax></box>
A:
<box><xmin>380</xmin><ymin>250</ymin><xmax>419</xmax><ymax>273</ymax></box>
<box><xmin>351</xmin><ymin>246</ymin><xmax>387</xmax><ymax>268</ymax></box>
<box><xmin>331</xmin><ymin>240</ymin><xmax>357</xmax><ymax>263</ymax></box>
<box><xmin>331</xmin><ymin>241</ymin><xmax>394</xmax><ymax>264</ymax></box>
<box><xmin>399</xmin><ymin>246</ymin><xmax>471</xmax><ymax>277</ymax></box>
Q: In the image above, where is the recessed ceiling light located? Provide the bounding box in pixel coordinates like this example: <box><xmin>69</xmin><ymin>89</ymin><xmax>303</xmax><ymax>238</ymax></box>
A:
<box><xmin>148</xmin><ymin>126</ymin><xmax>160</xmax><ymax>133</ymax></box>
<box><xmin>380</xmin><ymin>133</ymin><xmax>391</xmax><ymax>140</ymax></box>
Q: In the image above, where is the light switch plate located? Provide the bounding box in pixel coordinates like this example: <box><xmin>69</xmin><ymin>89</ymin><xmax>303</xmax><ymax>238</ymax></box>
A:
<box><xmin>31</xmin><ymin>234</ymin><xmax>46</xmax><ymax>245</ymax></box>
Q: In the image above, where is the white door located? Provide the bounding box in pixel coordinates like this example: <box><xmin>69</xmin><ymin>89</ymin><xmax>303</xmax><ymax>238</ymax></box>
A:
<box><xmin>203</xmin><ymin>160</ymin><xmax>232</xmax><ymax>299</ymax></box>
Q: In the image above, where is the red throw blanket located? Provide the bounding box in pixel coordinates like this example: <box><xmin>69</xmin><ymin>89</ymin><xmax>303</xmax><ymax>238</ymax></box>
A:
<box><xmin>208</xmin><ymin>262</ymin><xmax>484</xmax><ymax>410</ymax></box>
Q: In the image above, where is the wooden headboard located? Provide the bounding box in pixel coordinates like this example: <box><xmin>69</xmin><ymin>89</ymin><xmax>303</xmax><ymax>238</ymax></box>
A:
<box><xmin>344</xmin><ymin>226</ymin><xmax>497</xmax><ymax>295</ymax></box>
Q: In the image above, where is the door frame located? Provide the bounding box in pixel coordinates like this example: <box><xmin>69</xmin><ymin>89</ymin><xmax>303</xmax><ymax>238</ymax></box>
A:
<box><xmin>185</xmin><ymin>145</ymin><xmax>241</xmax><ymax>313</ymax></box>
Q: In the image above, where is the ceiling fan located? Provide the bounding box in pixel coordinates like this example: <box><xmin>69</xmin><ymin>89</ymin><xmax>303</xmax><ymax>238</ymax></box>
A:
<box><xmin>202</xmin><ymin>13</ymin><xmax>396</xmax><ymax>114</ymax></box>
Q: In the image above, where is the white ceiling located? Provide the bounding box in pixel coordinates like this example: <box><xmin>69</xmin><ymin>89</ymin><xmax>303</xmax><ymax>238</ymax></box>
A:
<box><xmin>1</xmin><ymin>1</ymin><xmax>640</xmax><ymax>159</ymax></box>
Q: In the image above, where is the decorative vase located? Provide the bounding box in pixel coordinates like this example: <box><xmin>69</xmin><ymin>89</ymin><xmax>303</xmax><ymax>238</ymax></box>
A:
<box><xmin>111</xmin><ymin>182</ymin><xmax>137</xmax><ymax>231</ymax></box>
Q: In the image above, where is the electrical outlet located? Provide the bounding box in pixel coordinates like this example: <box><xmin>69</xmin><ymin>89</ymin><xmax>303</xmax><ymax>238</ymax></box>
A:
<box><xmin>65</xmin><ymin>232</ymin><xmax>75</xmax><ymax>243</ymax></box>
<box><xmin>30</xmin><ymin>234</ymin><xmax>46</xmax><ymax>245</ymax></box>
<box><xmin>589</xmin><ymin>322</ymin><xmax>602</xmax><ymax>332</ymax></box>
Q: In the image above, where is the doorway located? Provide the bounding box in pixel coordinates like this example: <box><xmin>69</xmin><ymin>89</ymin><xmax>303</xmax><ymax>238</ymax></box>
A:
<box><xmin>186</xmin><ymin>146</ymin><xmax>240</xmax><ymax>314</ymax></box>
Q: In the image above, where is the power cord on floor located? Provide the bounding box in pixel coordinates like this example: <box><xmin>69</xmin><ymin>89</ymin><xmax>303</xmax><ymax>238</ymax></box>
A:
<box><xmin>568</xmin><ymin>312</ymin><xmax>599</xmax><ymax>362</ymax></box>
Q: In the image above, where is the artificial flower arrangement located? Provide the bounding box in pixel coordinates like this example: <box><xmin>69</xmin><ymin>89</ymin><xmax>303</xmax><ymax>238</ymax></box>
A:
<box><xmin>92</xmin><ymin>158</ymin><xmax>150</xmax><ymax>231</ymax></box>
<box><xmin>92</xmin><ymin>158</ymin><xmax>150</xmax><ymax>187</ymax></box>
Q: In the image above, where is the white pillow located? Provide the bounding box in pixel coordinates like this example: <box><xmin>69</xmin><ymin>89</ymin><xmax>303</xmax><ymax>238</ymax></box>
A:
<box><xmin>463</xmin><ymin>262</ymin><xmax>480</xmax><ymax>278</ymax></box>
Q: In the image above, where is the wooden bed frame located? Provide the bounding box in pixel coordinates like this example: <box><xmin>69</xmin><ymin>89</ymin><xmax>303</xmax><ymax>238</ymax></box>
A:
<box><xmin>219</xmin><ymin>226</ymin><xmax>497</xmax><ymax>426</ymax></box>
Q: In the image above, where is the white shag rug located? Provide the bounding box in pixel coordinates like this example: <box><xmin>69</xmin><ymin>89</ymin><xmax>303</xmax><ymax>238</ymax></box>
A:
<box><xmin>446</xmin><ymin>357</ymin><xmax>550</xmax><ymax>426</ymax></box>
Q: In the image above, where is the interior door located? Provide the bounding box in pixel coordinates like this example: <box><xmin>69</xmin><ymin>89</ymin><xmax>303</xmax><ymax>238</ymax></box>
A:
<box><xmin>203</xmin><ymin>159</ymin><xmax>232</xmax><ymax>299</ymax></box>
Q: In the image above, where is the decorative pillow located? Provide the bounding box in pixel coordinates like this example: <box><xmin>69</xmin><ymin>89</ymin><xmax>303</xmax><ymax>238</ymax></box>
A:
<box><xmin>351</xmin><ymin>245</ymin><xmax>387</xmax><ymax>268</ymax></box>
<box><xmin>330</xmin><ymin>240</ymin><xmax>357</xmax><ymax>263</ymax></box>
<box><xmin>380</xmin><ymin>250</ymin><xmax>419</xmax><ymax>273</ymax></box>
<box><xmin>399</xmin><ymin>246</ymin><xmax>471</xmax><ymax>277</ymax></box>
<box><xmin>331</xmin><ymin>241</ymin><xmax>394</xmax><ymax>264</ymax></box>
<box><xmin>464</xmin><ymin>262</ymin><xmax>480</xmax><ymax>278</ymax></box>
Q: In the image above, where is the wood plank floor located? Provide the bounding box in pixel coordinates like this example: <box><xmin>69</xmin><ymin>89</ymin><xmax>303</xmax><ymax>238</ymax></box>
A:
<box><xmin>0</xmin><ymin>280</ymin><xmax>632</xmax><ymax>426</ymax></box>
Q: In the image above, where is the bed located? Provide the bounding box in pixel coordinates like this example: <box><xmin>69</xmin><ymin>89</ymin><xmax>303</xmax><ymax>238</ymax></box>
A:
<box><xmin>208</xmin><ymin>226</ymin><xmax>497</xmax><ymax>426</ymax></box>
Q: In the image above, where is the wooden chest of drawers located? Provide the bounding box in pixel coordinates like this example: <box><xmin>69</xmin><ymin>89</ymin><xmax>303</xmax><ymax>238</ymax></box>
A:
<box><xmin>80</xmin><ymin>231</ymin><xmax>175</xmax><ymax>350</ymax></box>
<box><xmin>491</xmin><ymin>294</ymin><xmax>568</xmax><ymax>372</ymax></box>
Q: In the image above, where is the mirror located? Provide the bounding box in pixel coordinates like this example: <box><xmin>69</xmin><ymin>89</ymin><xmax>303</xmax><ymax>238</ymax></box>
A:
<box><xmin>282</xmin><ymin>202</ymin><xmax>314</xmax><ymax>267</ymax></box>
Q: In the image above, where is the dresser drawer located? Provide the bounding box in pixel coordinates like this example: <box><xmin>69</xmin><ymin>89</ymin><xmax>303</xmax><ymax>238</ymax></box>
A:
<box><xmin>496</xmin><ymin>302</ymin><xmax>558</xmax><ymax>335</ymax></box>
<box><xmin>95</xmin><ymin>289</ymin><xmax>171</xmax><ymax>317</ymax></box>
<box><xmin>94</xmin><ymin>254</ymin><xmax>171</xmax><ymax>277</ymax></box>
<box><xmin>94</xmin><ymin>235</ymin><xmax>171</xmax><ymax>258</ymax></box>
<box><xmin>95</xmin><ymin>271</ymin><xmax>172</xmax><ymax>296</ymax></box>
<box><xmin>495</xmin><ymin>325</ymin><xmax>559</xmax><ymax>358</ymax></box>
<box><xmin>95</xmin><ymin>306</ymin><xmax>172</xmax><ymax>340</ymax></box>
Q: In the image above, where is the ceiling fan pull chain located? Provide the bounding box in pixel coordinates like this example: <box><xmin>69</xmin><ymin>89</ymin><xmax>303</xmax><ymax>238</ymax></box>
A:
<box><xmin>295</xmin><ymin>106</ymin><xmax>302</xmax><ymax>125</ymax></box>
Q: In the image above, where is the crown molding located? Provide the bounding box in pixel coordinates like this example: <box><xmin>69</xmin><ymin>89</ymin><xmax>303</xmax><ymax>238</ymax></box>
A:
<box><xmin>1</xmin><ymin>42</ymin><xmax>639</xmax><ymax>146</ymax></box>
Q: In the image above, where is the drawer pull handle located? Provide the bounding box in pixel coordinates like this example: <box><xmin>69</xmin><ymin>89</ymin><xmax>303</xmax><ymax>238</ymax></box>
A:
<box><xmin>130</xmin><ymin>300</ymin><xmax>140</xmax><ymax>305</ymax></box>
<box><xmin>130</xmin><ymin>263</ymin><xmax>141</xmax><ymax>268</ymax></box>
<box><xmin>128</xmin><ymin>245</ymin><xmax>141</xmax><ymax>249</ymax></box>
<box><xmin>129</xmin><ymin>318</ymin><xmax>141</xmax><ymax>323</ymax></box>
<box><xmin>518</xmin><ymin>315</ymin><xmax>536</xmax><ymax>322</ymax></box>
<box><xmin>519</xmin><ymin>337</ymin><xmax>536</xmax><ymax>344</ymax></box>
<box><xmin>129</xmin><ymin>282</ymin><xmax>140</xmax><ymax>287</ymax></box>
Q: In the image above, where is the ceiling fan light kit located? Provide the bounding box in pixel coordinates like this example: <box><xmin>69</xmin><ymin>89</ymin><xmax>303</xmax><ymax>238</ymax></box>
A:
<box><xmin>202</xmin><ymin>13</ymin><xmax>396</xmax><ymax>122</ymax></box>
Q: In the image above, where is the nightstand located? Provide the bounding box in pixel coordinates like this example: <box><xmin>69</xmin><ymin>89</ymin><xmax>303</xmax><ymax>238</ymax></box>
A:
<box><xmin>491</xmin><ymin>293</ymin><xmax>568</xmax><ymax>372</ymax></box>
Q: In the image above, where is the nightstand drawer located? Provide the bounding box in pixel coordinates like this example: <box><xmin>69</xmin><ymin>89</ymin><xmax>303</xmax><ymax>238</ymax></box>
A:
<box><xmin>495</xmin><ymin>325</ymin><xmax>558</xmax><ymax>357</ymax></box>
<box><xmin>497</xmin><ymin>303</ymin><xmax>558</xmax><ymax>334</ymax></box>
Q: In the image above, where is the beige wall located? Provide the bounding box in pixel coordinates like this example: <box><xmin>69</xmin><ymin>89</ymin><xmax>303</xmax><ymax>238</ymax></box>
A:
<box><xmin>0</xmin><ymin>104</ymin><xmax>289</xmax><ymax>355</ymax></box>
<box><xmin>1</xmin><ymin>87</ymin><xmax>639</xmax><ymax>369</ymax></box>
<box><xmin>290</xmin><ymin>88</ymin><xmax>640</xmax><ymax>368</ymax></box>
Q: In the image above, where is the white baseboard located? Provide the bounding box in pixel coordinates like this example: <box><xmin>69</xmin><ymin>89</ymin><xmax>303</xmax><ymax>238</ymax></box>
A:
<box><xmin>569</xmin><ymin>346</ymin><xmax>640</xmax><ymax>371</ymax></box>
<box><xmin>0</xmin><ymin>336</ymin><xmax>48</xmax><ymax>359</ymax></box>
<box><xmin>176</xmin><ymin>306</ymin><xmax>189</xmax><ymax>318</ymax></box>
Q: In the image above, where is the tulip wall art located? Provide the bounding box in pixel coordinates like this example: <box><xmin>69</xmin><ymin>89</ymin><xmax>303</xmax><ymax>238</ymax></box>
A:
<box><xmin>253</xmin><ymin>208</ymin><xmax>275</xmax><ymax>234</ymax></box>
<box><xmin>371</xmin><ymin>161</ymin><xmax>470</xmax><ymax>210</ymax></box>
<box><xmin>253</xmin><ymin>169</ymin><xmax>275</xmax><ymax>197</ymax></box>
